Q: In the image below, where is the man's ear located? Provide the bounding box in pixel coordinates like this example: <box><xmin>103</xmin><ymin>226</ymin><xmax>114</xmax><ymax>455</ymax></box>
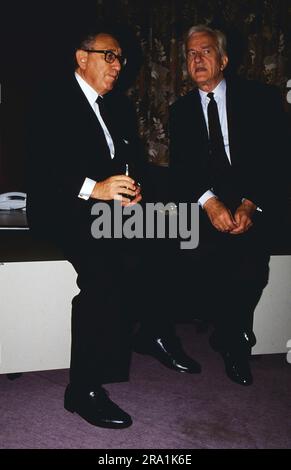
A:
<box><xmin>221</xmin><ymin>55</ymin><xmax>228</xmax><ymax>71</ymax></box>
<box><xmin>76</xmin><ymin>49</ymin><xmax>88</xmax><ymax>69</ymax></box>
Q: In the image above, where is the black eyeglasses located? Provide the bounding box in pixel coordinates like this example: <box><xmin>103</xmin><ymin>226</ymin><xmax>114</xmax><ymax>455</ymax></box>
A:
<box><xmin>83</xmin><ymin>49</ymin><xmax>127</xmax><ymax>67</ymax></box>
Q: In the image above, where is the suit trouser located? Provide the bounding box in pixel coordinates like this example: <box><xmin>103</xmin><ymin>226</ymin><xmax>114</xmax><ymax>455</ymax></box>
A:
<box><xmin>137</xmin><ymin>239</ymin><xmax>178</xmax><ymax>338</ymax></box>
<box><xmin>145</xmin><ymin>210</ymin><xmax>270</xmax><ymax>349</ymax></box>
<box><xmin>178</xmin><ymin>211</ymin><xmax>270</xmax><ymax>349</ymax></box>
<box><xmin>61</xmin><ymin>237</ymin><xmax>141</xmax><ymax>390</ymax></box>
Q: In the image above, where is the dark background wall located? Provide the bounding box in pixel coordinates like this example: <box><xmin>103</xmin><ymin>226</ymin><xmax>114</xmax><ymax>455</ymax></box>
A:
<box><xmin>0</xmin><ymin>0</ymin><xmax>290</xmax><ymax>191</ymax></box>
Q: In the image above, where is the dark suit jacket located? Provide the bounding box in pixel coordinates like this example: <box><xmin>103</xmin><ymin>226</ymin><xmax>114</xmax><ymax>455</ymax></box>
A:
<box><xmin>169</xmin><ymin>77</ymin><xmax>289</xmax><ymax>222</ymax></box>
<box><xmin>26</xmin><ymin>74</ymin><xmax>146</xmax><ymax>245</ymax></box>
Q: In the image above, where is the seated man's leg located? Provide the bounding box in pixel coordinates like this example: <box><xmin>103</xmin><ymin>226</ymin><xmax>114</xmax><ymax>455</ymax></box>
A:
<box><xmin>62</xmin><ymin>238</ymin><xmax>135</xmax><ymax>428</ymax></box>
<box><xmin>209</xmin><ymin>231</ymin><xmax>270</xmax><ymax>386</ymax></box>
<box><xmin>133</xmin><ymin>238</ymin><xmax>201</xmax><ymax>374</ymax></box>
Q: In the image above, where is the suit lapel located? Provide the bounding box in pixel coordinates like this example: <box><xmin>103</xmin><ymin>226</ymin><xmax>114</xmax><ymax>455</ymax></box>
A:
<box><xmin>70</xmin><ymin>77</ymin><xmax>112</xmax><ymax>162</ymax></box>
<box><xmin>188</xmin><ymin>89</ymin><xmax>210</xmax><ymax>164</ymax></box>
<box><xmin>190</xmin><ymin>89</ymin><xmax>208</xmax><ymax>137</ymax></box>
<box><xmin>225</xmin><ymin>79</ymin><xmax>244</xmax><ymax>167</ymax></box>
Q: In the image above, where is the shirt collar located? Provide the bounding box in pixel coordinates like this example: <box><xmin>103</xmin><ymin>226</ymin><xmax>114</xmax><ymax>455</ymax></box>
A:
<box><xmin>75</xmin><ymin>72</ymin><xmax>99</xmax><ymax>107</ymax></box>
<box><xmin>198</xmin><ymin>78</ymin><xmax>226</xmax><ymax>104</ymax></box>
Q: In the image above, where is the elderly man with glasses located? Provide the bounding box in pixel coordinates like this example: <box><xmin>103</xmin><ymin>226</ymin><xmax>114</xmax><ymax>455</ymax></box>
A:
<box><xmin>27</xmin><ymin>23</ymin><xmax>139</xmax><ymax>430</ymax></box>
<box><xmin>26</xmin><ymin>23</ymin><xmax>200</xmax><ymax>430</ymax></box>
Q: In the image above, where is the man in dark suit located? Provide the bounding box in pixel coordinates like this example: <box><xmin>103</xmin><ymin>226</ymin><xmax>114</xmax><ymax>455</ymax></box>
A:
<box><xmin>26</xmin><ymin>23</ymin><xmax>200</xmax><ymax>429</ymax></box>
<box><xmin>169</xmin><ymin>25</ymin><xmax>289</xmax><ymax>386</ymax></box>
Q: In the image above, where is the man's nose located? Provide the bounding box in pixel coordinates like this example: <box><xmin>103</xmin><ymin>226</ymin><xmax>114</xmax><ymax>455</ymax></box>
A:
<box><xmin>112</xmin><ymin>59</ymin><xmax>122</xmax><ymax>71</ymax></box>
<box><xmin>194</xmin><ymin>52</ymin><xmax>203</xmax><ymax>63</ymax></box>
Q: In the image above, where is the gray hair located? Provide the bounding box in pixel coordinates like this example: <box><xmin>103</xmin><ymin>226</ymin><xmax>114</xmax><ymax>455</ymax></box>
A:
<box><xmin>186</xmin><ymin>25</ymin><xmax>227</xmax><ymax>57</ymax></box>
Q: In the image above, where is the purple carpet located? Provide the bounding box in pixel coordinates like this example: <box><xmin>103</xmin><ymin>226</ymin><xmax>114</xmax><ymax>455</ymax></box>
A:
<box><xmin>0</xmin><ymin>324</ymin><xmax>290</xmax><ymax>449</ymax></box>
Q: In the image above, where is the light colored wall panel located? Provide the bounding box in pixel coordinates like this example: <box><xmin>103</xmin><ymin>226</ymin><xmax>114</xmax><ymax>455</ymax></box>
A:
<box><xmin>0</xmin><ymin>257</ymin><xmax>290</xmax><ymax>374</ymax></box>
<box><xmin>0</xmin><ymin>261</ymin><xmax>77</xmax><ymax>373</ymax></box>
<box><xmin>253</xmin><ymin>256</ymin><xmax>291</xmax><ymax>355</ymax></box>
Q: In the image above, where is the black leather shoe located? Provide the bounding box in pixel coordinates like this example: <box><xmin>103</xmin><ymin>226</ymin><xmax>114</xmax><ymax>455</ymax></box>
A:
<box><xmin>209</xmin><ymin>332</ymin><xmax>253</xmax><ymax>386</ymax></box>
<box><xmin>133</xmin><ymin>334</ymin><xmax>201</xmax><ymax>374</ymax></box>
<box><xmin>64</xmin><ymin>385</ymin><xmax>132</xmax><ymax>429</ymax></box>
<box><xmin>222</xmin><ymin>351</ymin><xmax>253</xmax><ymax>386</ymax></box>
<box><xmin>209</xmin><ymin>330</ymin><xmax>256</xmax><ymax>353</ymax></box>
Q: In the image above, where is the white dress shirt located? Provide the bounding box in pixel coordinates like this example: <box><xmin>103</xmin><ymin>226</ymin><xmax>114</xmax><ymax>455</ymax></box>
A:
<box><xmin>75</xmin><ymin>72</ymin><xmax>115</xmax><ymax>200</ymax></box>
<box><xmin>197</xmin><ymin>79</ymin><xmax>261</xmax><ymax>211</ymax></box>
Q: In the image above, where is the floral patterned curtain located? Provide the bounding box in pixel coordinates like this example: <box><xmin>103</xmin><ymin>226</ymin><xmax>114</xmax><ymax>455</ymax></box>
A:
<box><xmin>94</xmin><ymin>0</ymin><xmax>291</xmax><ymax>166</ymax></box>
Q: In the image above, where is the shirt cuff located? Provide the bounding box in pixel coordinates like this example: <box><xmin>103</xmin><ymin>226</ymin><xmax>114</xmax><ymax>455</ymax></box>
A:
<box><xmin>198</xmin><ymin>190</ymin><xmax>216</xmax><ymax>208</ymax></box>
<box><xmin>78</xmin><ymin>178</ymin><xmax>96</xmax><ymax>200</ymax></box>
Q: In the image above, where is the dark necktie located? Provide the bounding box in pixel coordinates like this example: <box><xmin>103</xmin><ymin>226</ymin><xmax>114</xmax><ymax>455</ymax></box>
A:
<box><xmin>207</xmin><ymin>92</ymin><xmax>238</xmax><ymax>206</ymax></box>
<box><xmin>207</xmin><ymin>92</ymin><xmax>229</xmax><ymax>166</ymax></box>
<box><xmin>96</xmin><ymin>95</ymin><xmax>120</xmax><ymax>146</ymax></box>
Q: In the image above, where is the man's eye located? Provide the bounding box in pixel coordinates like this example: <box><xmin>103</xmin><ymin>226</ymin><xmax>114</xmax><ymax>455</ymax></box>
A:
<box><xmin>107</xmin><ymin>52</ymin><xmax>115</xmax><ymax>60</ymax></box>
<box><xmin>203</xmin><ymin>49</ymin><xmax>211</xmax><ymax>55</ymax></box>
